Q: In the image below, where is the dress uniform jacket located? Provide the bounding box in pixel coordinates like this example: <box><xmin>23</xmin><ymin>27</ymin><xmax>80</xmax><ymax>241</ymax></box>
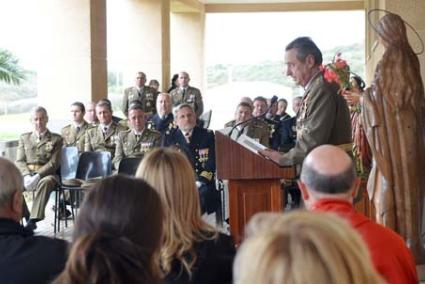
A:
<box><xmin>84</xmin><ymin>122</ymin><xmax>128</xmax><ymax>160</ymax></box>
<box><xmin>170</xmin><ymin>86</ymin><xmax>204</xmax><ymax>117</ymax></box>
<box><xmin>15</xmin><ymin>130</ymin><xmax>63</xmax><ymax>220</ymax></box>
<box><xmin>61</xmin><ymin>120</ymin><xmax>90</xmax><ymax>153</ymax></box>
<box><xmin>162</xmin><ymin>126</ymin><xmax>218</xmax><ymax>214</ymax></box>
<box><xmin>122</xmin><ymin>85</ymin><xmax>157</xmax><ymax>117</ymax></box>
<box><xmin>225</xmin><ymin>119</ymin><xmax>270</xmax><ymax>147</ymax></box>
<box><xmin>0</xmin><ymin>218</ymin><xmax>68</xmax><ymax>284</ymax></box>
<box><xmin>113</xmin><ymin>128</ymin><xmax>162</xmax><ymax>169</ymax></box>
<box><xmin>279</xmin><ymin>72</ymin><xmax>351</xmax><ymax>166</ymax></box>
<box><xmin>150</xmin><ymin>113</ymin><xmax>174</xmax><ymax>135</ymax></box>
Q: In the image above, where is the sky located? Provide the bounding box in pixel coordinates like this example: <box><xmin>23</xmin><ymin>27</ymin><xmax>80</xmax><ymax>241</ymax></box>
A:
<box><xmin>205</xmin><ymin>11</ymin><xmax>365</xmax><ymax>65</ymax></box>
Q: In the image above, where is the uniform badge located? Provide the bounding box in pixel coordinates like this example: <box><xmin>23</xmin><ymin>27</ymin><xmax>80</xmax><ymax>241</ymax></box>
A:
<box><xmin>198</xmin><ymin>148</ymin><xmax>209</xmax><ymax>162</ymax></box>
<box><xmin>45</xmin><ymin>141</ymin><xmax>54</xmax><ymax>152</ymax></box>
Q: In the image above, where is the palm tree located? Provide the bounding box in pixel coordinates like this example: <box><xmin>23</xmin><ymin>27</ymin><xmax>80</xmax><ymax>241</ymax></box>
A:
<box><xmin>0</xmin><ymin>49</ymin><xmax>26</xmax><ymax>85</ymax></box>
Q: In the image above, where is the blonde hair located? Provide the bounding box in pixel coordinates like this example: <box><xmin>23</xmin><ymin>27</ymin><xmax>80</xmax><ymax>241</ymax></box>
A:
<box><xmin>234</xmin><ymin>212</ymin><xmax>384</xmax><ymax>284</ymax></box>
<box><xmin>136</xmin><ymin>148</ymin><xmax>216</xmax><ymax>276</ymax></box>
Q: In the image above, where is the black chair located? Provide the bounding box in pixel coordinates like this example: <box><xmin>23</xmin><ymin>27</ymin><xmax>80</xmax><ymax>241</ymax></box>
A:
<box><xmin>54</xmin><ymin>147</ymin><xmax>79</xmax><ymax>234</ymax></box>
<box><xmin>199</xmin><ymin>110</ymin><xmax>212</xmax><ymax>129</ymax></box>
<box><xmin>118</xmin><ymin>156</ymin><xmax>143</xmax><ymax>176</ymax></box>
<box><xmin>54</xmin><ymin>151</ymin><xmax>112</xmax><ymax>235</ymax></box>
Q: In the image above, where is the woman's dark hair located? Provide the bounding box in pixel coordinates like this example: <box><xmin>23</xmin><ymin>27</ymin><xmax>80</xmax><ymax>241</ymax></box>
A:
<box><xmin>55</xmin><ymin>175</ymin><xmax>163</xmax><ymax>284</ymax></box>
<box><xmin>351</xmin><ymin>75</ymin><xmax>366</xmax><ymax>92</ymax></box>
<box><xmin>167</xmin><ymin>73</ymin><xmax>179</xmax><ymax>93</ymax></box>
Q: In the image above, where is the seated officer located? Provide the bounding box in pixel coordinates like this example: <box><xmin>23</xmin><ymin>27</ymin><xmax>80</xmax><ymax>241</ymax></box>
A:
<box><xmin>84</xmin><ymin>100</ymin><xmax>127</xmax><ymax>163</ymax></box>
<box><xmin>225</xmin><ymin>102</ymin><xmax>270</xmax><ymax>147</ymax></box>
<box><xmin>150</xmin><ymin>93</ymin><xmax>174</xmax><ymax>135</ymax></box>
<box><xmin>253</xmin><ymin>96</ymin><xmax>279</xmax><ymax>147</ymax></box>
<box><xmin>113</xmin><ymin>103</ymin><xmax>162</xmax><ymax>170</ymax></box>
<box><xmin>162</xmin><ymin>104</ymin><xmax>218</xmax><ymax>214</ymax></box>
<box><xmin>61</xmin><ymin>101</ymin><xmax>90</xmax><ymax>153</ymax></box>
<box><xmin>15</xmin><ymin>106</ymin><xmax>63</xmax><ymax>230</ymax></box>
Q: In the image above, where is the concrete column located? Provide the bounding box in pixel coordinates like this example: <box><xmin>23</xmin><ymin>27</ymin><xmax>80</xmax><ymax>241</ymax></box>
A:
<box><xmin>170</xmin><ymin>8</ymin><xmax>206</xmax><ymax>90</ymax></box>
<box><xmin>109</xmin><ymin>0</ymin><xmax>170</xmax><ymax>92</ymax></box>
<box><xmin>37</xmin><ymin>0</ymin><xmax>107</xmax><ymax>119</ymax></box>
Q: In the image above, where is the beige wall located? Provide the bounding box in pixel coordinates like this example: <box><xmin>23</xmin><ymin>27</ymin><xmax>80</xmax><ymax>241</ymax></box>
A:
<box><xmin>170</xmin><ymin>9</ymin><xmax>206</xmax><ymax>90</ymax></box>
<box><xmin>37</xmin><ymin>0</ymin><xmax>107</xmax><ymax>118</ymax></box>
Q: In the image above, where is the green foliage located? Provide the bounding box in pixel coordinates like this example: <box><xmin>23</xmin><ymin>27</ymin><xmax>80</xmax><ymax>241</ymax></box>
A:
<box><xmin>0</xmin><ymin>49</ymin><xmax>26</xmax><ymax>85</ymax></box>
<box><xmin>207</xmin><ymin>42</ymin><xmax>365</xmax><ymax>89</ymax></box>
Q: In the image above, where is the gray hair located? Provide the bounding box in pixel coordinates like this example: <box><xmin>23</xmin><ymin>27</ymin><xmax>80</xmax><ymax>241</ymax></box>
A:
<box><xmin>300</xmin><ymin>161</ymin><xmax>356</xmax><ymax>194</ymax></box>
<box><xmin>0</xmin><ymin>157</ymin><xmax>23</xmax><ymax>209</ymax></box>
<box><xmin>173</xmin><ymin>103</ymin><xmax>194</xmax><ymax>117</ymax></box>
<box><xmin>30</xmin><ymin>106</ymin><xmax>48</xmax><ymax>119</ymax></box>
<box><xmin>286</xmin><ymin>37</ymin><xmax>323</xmax><ymax>65</ymax></box>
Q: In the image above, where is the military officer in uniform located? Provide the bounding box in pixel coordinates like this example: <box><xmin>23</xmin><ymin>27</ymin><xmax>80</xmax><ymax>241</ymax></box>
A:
<box><xmin>150</xmin><ymin>93</ymin><xmax>174</xmax><ymax>135</ymax></box>
<box><xmin>15</xmin><ymin>106</ymin><xmax>63</xmax><ymax>230</ymax></box>
<box><xmin>259</xmin><ymin>37</ymin><xmax>351</xmax><ymax>166</ymax></box>
<box><xmin>84</xmin><ymin>101</ymin><xmax>99</xmax><ymax>126</ymax></box>
<box><xmin>85</xmin><ymin>100</ymin><xmax>127</xmax><ymax>163</ymax></box>
<box><xmin>122</xmin><ymin>72</ymin><xmax>157</xmax><ymax>118</ymax></box>
<box><xmin>253</xmin><ymin>96</ymin><xmax>278</xmax><ymax>147</ymax></box>
<box><xmin>169</xmin><ymin>71</ymin><xmax>204</xmax><ymax>118</ymax></box>
<box><xmin>225</xmin><ymin>101</ymin><xmax>270</xmax><ymax>147</ymax></box>
<box><xmin>61</xmin><ymin>101</ymin><xmax>90</xmax><ymax>153</ymax></box>
<box><xmin>162</xmin><ymin>104</ymin><xmax>218</xmax><ymax>214</ymax></box>
<box><xmin>113</xmin><ymin>104</ymin><xmax>162</xmax><ymax>169</ymax></box>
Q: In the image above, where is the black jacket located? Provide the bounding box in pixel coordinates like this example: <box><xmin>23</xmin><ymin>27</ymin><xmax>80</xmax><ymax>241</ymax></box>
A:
<box><xmin>0</xmin><ymin>218</ymin><xmax>68</xmax><ymax>284</ymax></box>
<box><xmin>164</xmin><ymin>233</ymin><xmax>235</xmax><ymax>284</ymax></box>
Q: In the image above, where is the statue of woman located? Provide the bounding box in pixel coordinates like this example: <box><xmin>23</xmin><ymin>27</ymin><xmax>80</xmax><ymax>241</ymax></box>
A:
<box><xmin>361</xmin><ymin>12</ymin><xmax>425</xmax><ymax>263</ymax></box>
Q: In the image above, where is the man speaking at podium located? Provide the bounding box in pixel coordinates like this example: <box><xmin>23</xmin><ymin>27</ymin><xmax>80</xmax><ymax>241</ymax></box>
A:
<box><xmin>259</xmin><ymin>37</ymin><xmax>351</xmax><ymax>166</ymax></box>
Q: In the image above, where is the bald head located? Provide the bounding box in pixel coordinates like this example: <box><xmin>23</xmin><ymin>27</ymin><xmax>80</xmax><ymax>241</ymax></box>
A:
<box><xmin>300</xmin><ymin>145</ymin><xmax>356</xmax><ymax>194</ymax></box>
<box><xmin>0</xmin><ymin>157</ymin><xmax>23</xmax><ymax>220</ymax></box>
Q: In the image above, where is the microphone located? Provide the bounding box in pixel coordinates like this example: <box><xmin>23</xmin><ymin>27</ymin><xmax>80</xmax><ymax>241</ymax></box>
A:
<box><xmin>228</xmin><ymin>96</ymin><xmax>279</xmax><ymax>139</ymax></box>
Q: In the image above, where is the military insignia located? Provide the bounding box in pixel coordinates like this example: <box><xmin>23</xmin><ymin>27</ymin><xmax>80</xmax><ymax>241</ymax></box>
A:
<box><xmin>187</xmin><ymin>94</ymin><xmax>195</xmax><ymax>103</ymax></box>
<box><xmin>198</xmin><ymin>148</ymin><xmax>209</xmax><ymax>163</ymax></box>
<box><xmin>45</xmin><ymin>141</ymin><xmax>54</xmax><ymax>152</ymax></box>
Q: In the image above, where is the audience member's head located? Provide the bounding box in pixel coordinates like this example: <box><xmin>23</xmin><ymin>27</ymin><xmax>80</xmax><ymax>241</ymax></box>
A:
<box><xmin>267</xmin><ymin>97</ymin><xmax>278</xmax><ymax>117</ymax></box>
<box><xmin>149</xmin><ymin>79</ymin><xmax>160</xmax><ymax>92</ymax></box>
<box><xmin>298</xmin><ymin>145</ymin><xmax>359</xmax><ymax>209</ymax></box>
<box><xmin>169</xmin><ymin>74</ymin><xmax>179</xmax><ymax>92</ymax></box>
<box><xmin>235</xmin><ymin>102</ymin><xmax>253</xmax><ymax>124</ymax></box>
<box><xmin>351</xmin><ymin>75</ymin><xmax>366</xmax><ymax>92</ymax></box>
<box><xmin>240</xmin><ymin>96</ymin><xmax>253</xmax><ymax>107</ymax></box>
<box><xmin>135</xmin><ymin>72</ymin><xmax>147</xmax><ymax>88</ymax></box>
<box><xmin>156</xmin><ymin>93</ymin><xmax>172</xmax><ymax>117</ymax></box>
<box><xmin>136</xmin><ymin>148</ymin><xmax>216</xmax><ymax>276</ymax></box>
<box><xmin>252</xmin><ymin>96</ymin><xmax>268</xmax><ymax>117</ymax></box>
<box><xmin>178</xmin><ymin>71</ymin><xmax>190</xmax><ymax>88</ymax></box>
<box><xmin>30</xmin><ymin>106</ymin><xmax>49</xmax><ymax>134</ymax></box>
<box><xmin>234</xmin><ymin>211</ymin><xmax>383</xmax><ymax>284</ymax></box>
<box><xmin>55</xmin><ymin>175</ymin><xmax>163</xmax><ymax>284</ymax></box>
<box><xmin>128</xmin><ymin>103</ymin><xmax>146</xmax><ymax>133</ymax></box>
<box><xmin>84</xmin><ymin>101</ymin><xmax>98</xmax><ymax>124</ymax></box>
<box><xmin>276</xmin><ymin>98</ymin><xmax>288</xmax><ymax>116</ymax></box>
<box><xmin>70</xmin><ymin>102</ymin><xmax>85</xmax><ymax>124</ymax></box>
<box><xmin>173</xmin><ymin>103</ymin><xmax>196</xmax><ymax>133</ymax></box>
<box><xmin>0</xmin><ymin>157</ymin><xmax>23</xmax><ymax>222</ymax></box>
<box><xmin>292</xmin><ymin>96</ymin><xmax>303</xmax><ymax>114</ymax></box>
<box><xmin>96</xmin><ymin>100</ymin><xmax>113</xmax><ymax>126</ymax></box>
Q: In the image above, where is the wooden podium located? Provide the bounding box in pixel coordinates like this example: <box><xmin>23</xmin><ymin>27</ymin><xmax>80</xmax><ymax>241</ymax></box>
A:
<box><xmin>215</xmin><ymin>131</ymin><xmax>296</xmax><ymax>243</ymax></box>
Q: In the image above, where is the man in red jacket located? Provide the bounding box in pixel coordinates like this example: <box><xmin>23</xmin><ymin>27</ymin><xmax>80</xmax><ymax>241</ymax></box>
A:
<box><xmin>298</xmin><ymin>144</ymin><xmax>418</xmax><ymax>284</ymax></box>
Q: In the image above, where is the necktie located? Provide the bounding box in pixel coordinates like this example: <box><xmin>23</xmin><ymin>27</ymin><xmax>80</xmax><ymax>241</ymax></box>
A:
<box><xmin>184</xmin><ymin>132</ymin><xmax>191</xmax><ymax>144</ymax></box>
<box><xmin>103</xmin><ymin>127</ymin><xmax>108</xmax><ymax>139</ymax></box>
<box><xmin>135</xmin><ymin>134</ymin><xmax>141</xmax><ymax>141</ymax></box>
<box><xmin>76</xmin><ymin>126</ymin><xmax>81</xmax><ymax>133</ymax></box>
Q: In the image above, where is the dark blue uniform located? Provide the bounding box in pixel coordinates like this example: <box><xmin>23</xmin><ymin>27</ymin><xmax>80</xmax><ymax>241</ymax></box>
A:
<box><xmin>150</xmin><ymin>113</ymin><xmax>174</xmax><ymax>135</ymax></box>
<box><xmin>271</xmin><ymin>116</ymin><xmax>297</xmax><ymax>152</ymax></box>
<box><xmin>162</xmin><ymin>126</ymin><xmax>218</xmax><ymax>214</ymax></box>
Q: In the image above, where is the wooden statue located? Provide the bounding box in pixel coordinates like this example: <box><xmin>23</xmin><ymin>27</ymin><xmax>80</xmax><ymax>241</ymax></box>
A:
<box><xmin>362</xmin><ymin>11</ymin><xmax>425</xmax><ymax>263</ymax></box>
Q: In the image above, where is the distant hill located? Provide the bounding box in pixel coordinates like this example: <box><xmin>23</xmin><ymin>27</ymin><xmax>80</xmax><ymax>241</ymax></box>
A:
<box><xmin>206</xmin><ymin>42</ymin><xmax>365</xmax><ymax>89</ymax></box>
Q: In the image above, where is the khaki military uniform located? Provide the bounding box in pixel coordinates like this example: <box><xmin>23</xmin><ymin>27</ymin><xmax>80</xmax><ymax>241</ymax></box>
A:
<box><xmin>122</xmin><ymin>86</ymin><xmax>157</xmax><ymax>117</ymax></box>
<box><xmin>113</xmin><ymin>128</ymin><xmax>162</xmax><ymax>169</ymax></box>
<box><xmin>15</xmin><ymin>130</ymin><xmax>63</xmax><ymax>220</ymax></box>
<box><xmin>84</xmin><ymin>122</ymin><xmax>128</xmax><ymax>161</ymax></box>
<box><xmin>279</xmin><ymin>72</ymin><xmax>352</xmax><ymax>166</ymax></box>
<box><xmin>170</xmin><ymin>86</ymin><xmax>204</xmax><ymax>117</ymax></box>
<box><xmin>61</xmin><ymin>121</ymin><xmax>90</xmax><ymax>153</ymax></box>
<box><xmin>225</xmin><ymin>119</ymin><xmax>270</xmax><ymax>147</ymax></box>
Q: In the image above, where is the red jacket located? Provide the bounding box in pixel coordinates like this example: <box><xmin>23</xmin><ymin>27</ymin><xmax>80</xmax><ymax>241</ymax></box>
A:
<box><xmin>311</xmin><ymin>199</ymin><xmax>418</xmax><ymax>284</ymax></box>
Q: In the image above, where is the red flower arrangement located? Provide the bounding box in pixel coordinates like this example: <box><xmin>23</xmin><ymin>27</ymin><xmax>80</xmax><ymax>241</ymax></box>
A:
<box><xmin>320</xmin><ymin>53</ymin><xmax>351</xmax><ymax>91</ymax></box>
